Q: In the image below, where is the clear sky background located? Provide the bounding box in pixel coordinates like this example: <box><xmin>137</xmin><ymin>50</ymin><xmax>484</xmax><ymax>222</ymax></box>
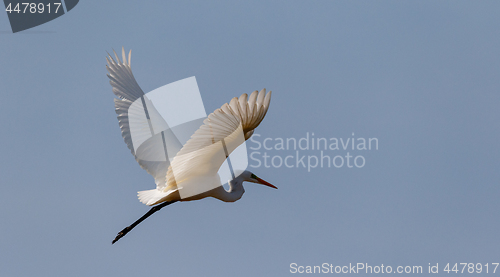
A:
<box><xmin>1</xmin><ymin>1</ymin><xmax>499</xmax><ymax>276</ymax></box>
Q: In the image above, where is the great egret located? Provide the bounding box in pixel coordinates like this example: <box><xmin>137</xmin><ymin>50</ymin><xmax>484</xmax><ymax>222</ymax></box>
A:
<box><xmin>106</xmin><ymin>48</ymin><xmax>276</xmax><ymax>244</ymax></box>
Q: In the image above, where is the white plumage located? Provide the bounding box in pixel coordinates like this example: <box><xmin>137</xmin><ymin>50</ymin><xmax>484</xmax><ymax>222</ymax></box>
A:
<box><xmin>107</xmin><ymin>48</ymin><xmax>276</xmax><ymax>244</ymax></box>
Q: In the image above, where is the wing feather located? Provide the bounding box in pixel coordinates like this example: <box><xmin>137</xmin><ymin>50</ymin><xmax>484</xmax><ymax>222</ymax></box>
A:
<box><xmin>163</xmin><ymin>90</ymin><xmax>272</xmax><ymax>198</ymax></box>
<box><xmin>107</xmin><ymin>48</ymin><xmax>172</xmax><ymax>191</ymax></box>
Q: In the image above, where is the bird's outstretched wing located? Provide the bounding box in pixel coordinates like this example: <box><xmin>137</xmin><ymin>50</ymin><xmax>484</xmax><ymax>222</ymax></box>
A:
<box><xmin>137</xmin><ymin>89</ymin><xmax>272</xmax><ymax>205</ymax></box>
<box><xmin>106</xmin><ymin>48</ymin><xmax>173</xmax><ymax>191</ymax></box>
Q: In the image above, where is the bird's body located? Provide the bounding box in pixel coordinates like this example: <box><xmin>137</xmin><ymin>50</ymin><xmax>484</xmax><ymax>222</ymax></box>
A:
<box><xmin>107</xmin><ymin>48</ymin><xmax>275</xmax><ymax>244</ymax></box>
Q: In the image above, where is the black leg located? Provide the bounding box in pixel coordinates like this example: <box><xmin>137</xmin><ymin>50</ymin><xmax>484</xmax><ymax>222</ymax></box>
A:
<box><xmin>112</xmin><ymin>200</ymin><xmax>177</xmax><ymax>244</ymax></box>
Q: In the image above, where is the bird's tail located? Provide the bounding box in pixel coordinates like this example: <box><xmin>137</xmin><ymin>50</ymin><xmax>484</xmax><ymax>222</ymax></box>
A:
<box><xmin>138</xmin><ymin>188</ymin><xmax>177</xmax><ymax>206</ymax></box>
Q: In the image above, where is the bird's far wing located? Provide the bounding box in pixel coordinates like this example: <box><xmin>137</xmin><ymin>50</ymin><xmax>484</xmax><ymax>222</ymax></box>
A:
<box><xmin>107</xmin><ymin>47</ymin><xmax>172</xmax><ymax>190</ymax></box>
<box><xmin>162</xmin><ymin>89</ymin><xmax>272</xmax><ymax>200</ymax></box>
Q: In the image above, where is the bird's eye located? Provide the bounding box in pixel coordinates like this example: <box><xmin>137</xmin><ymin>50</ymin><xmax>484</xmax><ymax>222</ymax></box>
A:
<box><xmin>251</xmin><ymin>174</ymin><xmax>257</xmax><ymax>179</ymax></box>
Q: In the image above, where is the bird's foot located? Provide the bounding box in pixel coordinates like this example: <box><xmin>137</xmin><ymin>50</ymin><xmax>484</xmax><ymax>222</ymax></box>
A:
<box><xmin>112</xmin><ymin>226</ymin><xmax>131</xmax><ymax>244</ymax></box>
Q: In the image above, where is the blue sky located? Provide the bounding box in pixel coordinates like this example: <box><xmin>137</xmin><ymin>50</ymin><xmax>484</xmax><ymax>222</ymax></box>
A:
<box><xmin>1</xmin><ymin>1</ymin><xmax>499</xmax><ymax>276</ymax></box>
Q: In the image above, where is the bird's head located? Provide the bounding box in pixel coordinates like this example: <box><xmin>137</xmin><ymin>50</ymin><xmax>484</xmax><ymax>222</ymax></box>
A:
<box><xmin>239</xmin><ymin>170</ymin><xmax>277</xmax><ymax>189</ymax></box>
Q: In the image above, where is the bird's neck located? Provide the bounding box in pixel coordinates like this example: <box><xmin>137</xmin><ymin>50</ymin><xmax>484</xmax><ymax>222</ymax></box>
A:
<box><xmin>212</xmin><ymin>183</ymin><xmax>245</xmax><ymax>202</ymax></box>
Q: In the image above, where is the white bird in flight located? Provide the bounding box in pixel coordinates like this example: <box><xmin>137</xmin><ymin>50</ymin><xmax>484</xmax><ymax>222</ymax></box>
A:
<box><xmin>106</xmin><ymin>48</ymin><xmax>276</xmax><ymax>244</ymax></box>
